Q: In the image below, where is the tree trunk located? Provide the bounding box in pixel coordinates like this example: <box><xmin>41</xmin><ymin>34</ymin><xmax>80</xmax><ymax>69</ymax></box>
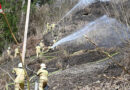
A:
<box><xmin>18</xmin><ymin>0</ymin><xmax>26</xmax><ymax>41</ymax></box>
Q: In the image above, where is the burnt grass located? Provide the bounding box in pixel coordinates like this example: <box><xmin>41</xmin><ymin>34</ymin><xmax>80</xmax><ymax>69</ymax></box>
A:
<box><xmin>1</xmin><ymin>40</ymin><xmax>129</xmax><ymax>90</ymax></box>
<box><xmin>0</xmin><ymin>0</ymin><xmax>130</xmax><ymax>90</ymax></box>
<box><xmin>27</xmin><ymin>48</ymin><xmax>116</xmax><ymax>72</ymax></box>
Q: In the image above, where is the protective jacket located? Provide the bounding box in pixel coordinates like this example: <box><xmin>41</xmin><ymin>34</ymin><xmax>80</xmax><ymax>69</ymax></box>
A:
<box><xmin>51</xmin><ymin>24</ymin><xmax>55</xmax><ymax>29</ymax></box>
<box><xmin>7</xmin><ymin>49</ymin><xmax>11</xmax><ymax>56</ymax></box>
<box><xmin>37</xmin><ymin>69</ymin><xmax>48</xmax><ymax>81</ymax></box>
<box><xmin>40</xmin><ymin>42</ymin><xmax>45</xmax><ymax>48</ymax></box>
<box><xmin>37</xmin><ymin>68</ymin><xmax>48</xmax><ymax>90</ymax></box>
<box><xmin>53</xmin><ymin>40</ymin><xmax>56</xmax><ymax>44</ymax></box>
<box><xmin>13</xmin><ymin>68</ymin><xmax>26</xmax><ymax>83</ymax></box>
<box><xmin>15</xmin><ymin>48</ymin><xmax>19</xmax><ymax>54</ymax></box>
<box><xmin>36</xmin><ymin>46</ymin><xmax>41</xmax><ymax>53</ymax></box>
<box><xmin>14</xmin><ymin>48</ymin><xmax>19</xmax><ymax>57</ymax></box>
<box><xmin>47</xmin><ymin>23</ymin><xmax>51</xmax><ymax>30</ymax></box>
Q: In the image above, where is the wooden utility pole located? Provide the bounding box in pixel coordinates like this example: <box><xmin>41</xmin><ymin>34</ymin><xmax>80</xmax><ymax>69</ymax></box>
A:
<box><xmin>22</xmin><ymin>0</ymin><xmax>31</xmax><ymax>64</ymax></box>
<box><xmin>1</xmin><ymin>2</ymin><xmax>31</xmax><ymax>90</ymax></box>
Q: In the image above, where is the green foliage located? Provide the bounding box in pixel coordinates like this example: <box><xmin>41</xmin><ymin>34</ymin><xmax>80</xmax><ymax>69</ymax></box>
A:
<box><xmin>0</xmin><ymin>0</ymin><xmax>53</xmax><ymax>54</ymax></box>
<box><xmin>0</xmin><ymin>0</ymin><xmax>22</xmax><ymax>53</ymax></box>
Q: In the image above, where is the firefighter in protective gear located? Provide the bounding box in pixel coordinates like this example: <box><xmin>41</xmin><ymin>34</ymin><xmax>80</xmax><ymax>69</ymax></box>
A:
<box><xmin>14</xmin><ymin>47</ymin><xmax>19</xmax><ymax>58</ymax></box>
<box><xmin>37</xmin><ymin>63</ymin><xmax>48</xmax><ymax>90</ymax></box>
<box><xmin>51</xmin><ymin>23</ymin><xmax>56</xmax><ymax>30</ymax></box>
<box><xmin>53</xmin><ymin>40</ymin><xmax>56</xmax><ymax>44</ymax></box>
<box><xmin>7</xmin><ymin>47</ymin><xmax>11</xmax><ymax>57</ymax></box>
<box><xmin>40</xmin><ymin>40</ymin><xmax>45</xmax><ymax>52</ymax></box>
<box><xmin>12</xmin><ymin>63</ymin><xmax>26</xmax><ymax>90</ymax></box>
<box><xmin>36</xmin><ymin>44</ymin><xmax>41</xmax><ymax>58</ymax></box>
<box><xmin>7</xmin><ymin>46</ymin><xmax>13</xmax><ymax>61</ymax></box>
<box><xmin>52</xmin><ymin>40</ymin><xmax>57</xmax><ymax>50</ymax></box>
<box><xmin>46</xmin><ymin>23</ymin><xmax>51</xmax><ymax>31</ymax></box>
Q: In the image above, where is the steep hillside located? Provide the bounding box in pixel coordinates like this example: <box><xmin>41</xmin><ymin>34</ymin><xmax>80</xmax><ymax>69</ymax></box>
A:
<box><xmin>43</xmin><ymin>0</ymin><xmax>130</xmax><ymax>44</ymax></box>
<box><xmin>0</xmin><ymin>0</ymin><xmax>130</xmax><ymax>90</ymax></box>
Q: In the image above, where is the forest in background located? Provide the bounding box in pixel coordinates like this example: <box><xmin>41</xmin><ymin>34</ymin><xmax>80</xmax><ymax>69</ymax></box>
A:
<box><xmin>0</xmin><ymin>0</ymin><xmax>53</xmax><ymax>54</ymax></box>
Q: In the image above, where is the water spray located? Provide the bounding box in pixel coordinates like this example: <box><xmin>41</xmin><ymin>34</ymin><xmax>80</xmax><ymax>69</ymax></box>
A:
<box><xmin>51</xmin><ymin>15</ymin><xmax>130</xmax><ymax>49</ymax></box>
<box><xmin>55</xmin><ymin>0</ymin><xmax>110</xmax><ymax>25</ymax></box>
<box><xmin>51</xmin><ymin>15</ymin><xmax>109</xmax><ymax>48</ymax></box>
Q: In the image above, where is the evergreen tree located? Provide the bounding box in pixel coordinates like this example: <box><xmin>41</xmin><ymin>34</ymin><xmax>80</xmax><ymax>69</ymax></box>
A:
<box><xmin>0</xmin><ymin>0</ymin><xmax>22</xmax><ymax>54</ymax></box>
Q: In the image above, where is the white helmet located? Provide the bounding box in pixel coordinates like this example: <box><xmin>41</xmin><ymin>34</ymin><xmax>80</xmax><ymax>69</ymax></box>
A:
<box><xmin>40</xmin><ymin>63</ymin><xmax>46</xmax><ymax>69</ymax></box>
<box><xmin>18</xmin><ymin>63</ymin><xmax>22</xmax><ymax>68</ymax></box>
<box><xmin>8</xmin><ymin>47</ymin><xmax>11</xmax><ymax>49</ymax></box>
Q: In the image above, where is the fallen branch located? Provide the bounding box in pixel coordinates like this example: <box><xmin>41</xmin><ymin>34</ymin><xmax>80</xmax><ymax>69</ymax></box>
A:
<box><xmin>1</xmin><ymin>3</ymin><xmax>31</xmax><ymax>90</ymax></box>
<box><xmin>0</xmin><ymin>67</ymin><xmax>14</xmax><ymax>82</ymax></box>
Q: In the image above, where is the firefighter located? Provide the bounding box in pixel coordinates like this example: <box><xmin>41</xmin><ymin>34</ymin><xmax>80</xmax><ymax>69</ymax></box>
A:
<box><xmin>52</xmin><ymin>39</ymin><xmax>57</xmax><ymax>50</ymax></box>
<box><xmin>7</xmin><ymin>47</ymin><xmax>11</xmax><ymax>57</ymax></box>
<box><xmin>46</xmin><ymin>23</ymin><xmax>51</xmax><ymax>31</ymax></box>
<box><xmin>12</xmin><ymin>63</ymin><xmax>25</xmax><ymax>90</ymax></box>
<box><xmin>7</xmin><ymin>46</ymin><xmax>13</xmax><ymax>61</ymax></box>
<box><xmin>53</xmin><ymin>39</ymin><xmax>56</xmax><ymax>44</ymax></box>
<box><xmin>37</xmin><ymin>63</ymin><xmax>48</xmax><ymax>90</ymax></box>
<box><xmin>14</xmin><ymin>47</ymin><xmax>19</xmax><ymax>58</ymax></box>
<box><xmin>40</xmin><ymin>40</ymin><xmax>45</xmax><ymax>52</ymax></box>
<box><xmin>51</xmin><ymin>23</ymin><xmax>56</xmax><ymax>30</ymax></box>
<box><xmin>36</xmin><ymin>44</ymin><xmax>41</xmax><ymax>58</ymax></box>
